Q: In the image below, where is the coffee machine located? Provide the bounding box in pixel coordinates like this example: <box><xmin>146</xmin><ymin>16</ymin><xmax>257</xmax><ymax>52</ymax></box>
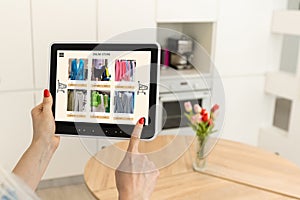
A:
<box><xmin>167</xmin><ymin>37</ymin><xmax>194</xmax><ymax>70</ymax></box>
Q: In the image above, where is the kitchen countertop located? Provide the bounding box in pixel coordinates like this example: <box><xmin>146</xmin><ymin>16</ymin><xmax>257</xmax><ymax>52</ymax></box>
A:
<box><xmin>160</xmin><ymin>67</ymin><xmax>210</xmax><ymax>80</ymax></box>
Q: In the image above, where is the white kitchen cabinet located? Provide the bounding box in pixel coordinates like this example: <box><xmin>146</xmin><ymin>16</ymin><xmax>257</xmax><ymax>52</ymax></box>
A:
<box><xmin>156</xmin><ymin>0</ymin><xmax>218</xmax><ymax>23</ymax></box>
<box><xmin>0</xmin><ymin>0</ymin><xmax>34</xmax><ymax>91</ymax></box>
<box><xmin>31</xmin><ymin>0</ymin><xmax>97</xmax><ymax>89</ymax></box>
<box><xmin>43</xmin><ymin>137</ymin><xmax>93</xmax><ymax>179</ymax></box>
<box><xmin>0</xmin><ymin>91</ymin><xmax>34</xmax><ymax>169</ymax></box>
<box><xmin>98</xmin><ymin>0</ymin><xmax>156</xmax><ymax>42</ymax></box>
<box><xmin>265</xmin><ymin>72</ymin><xmax>298</xmax><ymax>100</ymax></box>
<box><xmin>34</xmin><ymin>90</ymin><xmax>44</xmax><ymax>106</ymax></box>
<box><xmin>272</xmin><ymin>10</ymin><xmax>300</xmax><ymax>36</ymax></box>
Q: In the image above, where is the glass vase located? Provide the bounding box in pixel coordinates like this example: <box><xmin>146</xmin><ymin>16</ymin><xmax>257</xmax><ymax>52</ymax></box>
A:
<box><xmin>193</xmin><ymin>136</ymin><xmax>207</xmax><ymax>172</ymax></box>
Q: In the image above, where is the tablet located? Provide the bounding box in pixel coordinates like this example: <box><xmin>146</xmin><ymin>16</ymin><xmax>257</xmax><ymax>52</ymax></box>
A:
<box><xmin>50</xmin><ymin>43</ymin><xmax>160</xmax><ymax>140</ymax></box>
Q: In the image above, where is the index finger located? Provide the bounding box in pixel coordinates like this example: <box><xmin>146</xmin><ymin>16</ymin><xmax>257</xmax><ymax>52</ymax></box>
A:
<box><xmin>127</xmin><ymin>117</ymin><xmax>145</xmax><ymax>153</ymax></box>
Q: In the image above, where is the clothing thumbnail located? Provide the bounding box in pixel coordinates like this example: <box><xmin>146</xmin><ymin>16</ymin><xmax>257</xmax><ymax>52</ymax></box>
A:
<box><xmin>68</xmin><ymin>58</ymin><xmax>88</xmax><ymax>80</ymax></box>
<box><xmin>115</xmin><ymin>60</ymin><xmax>136</xmax><ymax>82</ymax></box>
<box><xmin>91</xmin><ymin>59</ymin><xmax>111</xmax><ymax>81</ymax></box>
<box><xmin>114</xmin><ymin>91</ymin><xmax>134</xmax><ymax>114</ymax></box>
<box><xmin>91</xmin><ymin>90</ymin><xmax>110</xmax><ymax>113</ymax></box>
<box><xmin>67</xmin><ymin>89</ymin><xmax>87</xmax><ymax>112</ymax></box>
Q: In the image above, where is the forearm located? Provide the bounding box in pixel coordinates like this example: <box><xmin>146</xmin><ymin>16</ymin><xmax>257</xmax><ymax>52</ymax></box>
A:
<box><xmin>12</xmin><ymin>139</ymin><xmax>57</xmax><ymax>190</ymax></box>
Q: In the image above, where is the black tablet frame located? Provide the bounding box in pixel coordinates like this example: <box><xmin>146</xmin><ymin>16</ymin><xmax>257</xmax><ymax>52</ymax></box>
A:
<box><xmin>50</xmin><ymin>43</ymin><xmax>159</xmax><ymax>139</ymax></box>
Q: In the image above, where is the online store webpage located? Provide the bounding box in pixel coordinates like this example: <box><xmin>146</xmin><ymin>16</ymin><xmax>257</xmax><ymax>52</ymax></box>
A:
<box><xmin>55</xmin><ymin>50</ymin><xmax>151</xmax><ymax>125</ymax></box>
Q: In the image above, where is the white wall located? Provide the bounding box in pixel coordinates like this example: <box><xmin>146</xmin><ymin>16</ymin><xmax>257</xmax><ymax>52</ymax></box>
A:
<box><xmin>0</xmin><ymin>0</ymin><xmax>157</xmax><ymax>180</ymax></box>
<box><xmin>221</xmin><ymin>76</ymin><xmax>274</xmax><ymax>145</ymax></box>
<box><xmin>214</xmin><ymin>0</ymin><xmax>287</xmax><ymax>146</ymax></box>
<box><xmin>0</xmin><ymin>0</ymin><xmax>34</xmax><ymax>170</ymax></box>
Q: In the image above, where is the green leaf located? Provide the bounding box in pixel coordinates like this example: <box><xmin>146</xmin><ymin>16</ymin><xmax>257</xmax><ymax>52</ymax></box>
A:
<box><xmin>199</xmin><ymin>123</ymin><xmax>206</xmax><ymax>132</ymax></box>
<box><xmin>207</xmin><ymin>125</ymin><xmax>213</xmax><ymax>133</ymax></box>
<box><xmin>184</xmin><ymin>113</ymin><xmax>191</xmax><ymax>120</ymax></box>
<box><xmin>196</xmin><ymin>123</ymin><xmax>202</xmax><ymax>132</ymax></box>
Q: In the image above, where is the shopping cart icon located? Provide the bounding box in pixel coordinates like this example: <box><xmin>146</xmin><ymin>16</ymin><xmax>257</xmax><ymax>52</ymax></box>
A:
<box><xmin>57</xmin><ymin>80</ymin><xmax>67</xmax><ymax>93</ymax></box>
<box><xmin>137</xmin><ymin>81</ymin><xmax>148</xmax><ymax>95</ymax></box>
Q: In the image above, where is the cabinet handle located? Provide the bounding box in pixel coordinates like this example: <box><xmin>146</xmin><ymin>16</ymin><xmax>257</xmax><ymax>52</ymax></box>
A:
<box><xmin>180</xmin><ymin>82</ymin><xmax>188</xmax><ymax>85</ymax></box>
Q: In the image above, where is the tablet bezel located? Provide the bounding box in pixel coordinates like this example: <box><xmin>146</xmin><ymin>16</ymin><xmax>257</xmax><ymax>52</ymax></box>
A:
<box><xmin>50</xmin><ymin>43</ymin><xmax>159</xmax><ymax>140</ymax></box>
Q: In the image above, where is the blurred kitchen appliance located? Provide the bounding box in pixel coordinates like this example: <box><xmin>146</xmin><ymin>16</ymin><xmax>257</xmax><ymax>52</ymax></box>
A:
<box><xmin>167</xmin><ymin>37</ymin><xmax>194</xmax><ymax>70</ymax></box>
<box><xmin>158</xmin><ymin>68</ymin><xmax>211</xmax><ymax>134</ymax></box>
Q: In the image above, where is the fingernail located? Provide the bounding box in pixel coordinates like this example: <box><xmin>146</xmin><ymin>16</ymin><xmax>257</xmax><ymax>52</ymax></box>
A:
<box><xmin>44</xmin><ymin>89</ymin><xmax>50</xmax><ymax>97</ymax></box>
<box><xmin>138</xmin><ymin>117</ymin><xmax>145</xmax><ymax>125</ymax></box>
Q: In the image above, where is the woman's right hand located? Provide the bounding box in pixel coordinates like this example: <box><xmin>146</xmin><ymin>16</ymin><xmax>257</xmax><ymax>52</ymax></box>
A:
<box><xmin>115</xmin><ymin>118</ymin><xmax>159</xmax><ymax>200</ymax></box>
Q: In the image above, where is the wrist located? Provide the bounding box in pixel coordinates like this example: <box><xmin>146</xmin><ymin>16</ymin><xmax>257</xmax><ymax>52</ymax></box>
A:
<box><xmin>118</xmin><ymin>193</ymin><xmax>146</xmax><ymax>200</ymax></box>
<box><xmin>31</xmin><ymin>136</ymin><xmax>59</xmax><ymax>155</ymax></box>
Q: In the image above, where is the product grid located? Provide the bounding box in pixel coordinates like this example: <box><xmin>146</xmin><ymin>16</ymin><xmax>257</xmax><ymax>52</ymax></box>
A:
<box><xmin>66</xmin><ymin>58</ymin><xmax>137</xmax><ymax>119</ymax></box>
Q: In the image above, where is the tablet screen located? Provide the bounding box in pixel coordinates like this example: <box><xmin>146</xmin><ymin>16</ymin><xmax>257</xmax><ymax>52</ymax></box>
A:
<box><xmin>50</xmin><ymin>43</ymin><xmax>159</xmax><ymax>139</ymax></box>
<box><xmin>55</xmin><ymin>50</ymin><xmax>151</xmax><ymax>126</ymax></box>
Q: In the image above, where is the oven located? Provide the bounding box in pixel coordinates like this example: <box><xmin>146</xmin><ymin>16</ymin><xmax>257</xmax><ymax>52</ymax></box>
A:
<box><xmin>158</xmin><ymin>70</ymin><xmax>211</xmax><ymax>135</ymax></box>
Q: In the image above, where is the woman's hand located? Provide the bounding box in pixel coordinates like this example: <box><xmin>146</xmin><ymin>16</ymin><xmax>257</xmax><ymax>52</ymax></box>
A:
<box><xmin>115</xmin><ymin>118</ymin><xmax>159</xmax><ymax>200</ymax></box>
<box><xmin>31</xmin><ymin>89</ymin><xmax>60</xmax><ymax>150</ymax></box>
<box><xmin>13</xmin><ymin>89</ymin><xmax>60</xmax><ymax>190</ymax></box>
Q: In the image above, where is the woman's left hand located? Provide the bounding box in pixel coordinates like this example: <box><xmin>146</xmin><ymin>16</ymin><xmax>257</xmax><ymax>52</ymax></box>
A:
<box><xmin>13</xmin><ymin>89</ymin><xmax>60</xmax><ymax>190</ymax></box>
<box><xmin>31</xmin><ymin>89</ymin><xmax>60</xmax><ymax>150</ymax></box>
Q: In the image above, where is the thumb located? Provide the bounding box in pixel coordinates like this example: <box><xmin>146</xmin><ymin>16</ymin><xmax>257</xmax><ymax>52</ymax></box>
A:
<box><xmin>127</xmin><ymin>117</ymin><xmax>145</xmax><ymax>153</ymax></box>
<box><xmin>42</xmin><ymin>89</ymin><xmax>53</xmax><ymax>111</ymax></box>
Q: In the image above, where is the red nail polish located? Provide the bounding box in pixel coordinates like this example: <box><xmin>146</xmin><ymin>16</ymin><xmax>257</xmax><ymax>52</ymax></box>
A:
<box><xmin>138</xmin><ymin>117</ymin><xmax>145</xmax><ymax>125</ymax></box>
<box><xmin>44</xmin><ymin>89</ymin><xmax>50</xmax><ymax>97</ymax></box>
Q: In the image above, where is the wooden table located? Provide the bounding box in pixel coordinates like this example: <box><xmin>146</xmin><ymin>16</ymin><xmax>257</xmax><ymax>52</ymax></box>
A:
<box><xmin>84</xmin><ymin>136</ymin><xmax>300</xmax><ymax>199</ymax></box>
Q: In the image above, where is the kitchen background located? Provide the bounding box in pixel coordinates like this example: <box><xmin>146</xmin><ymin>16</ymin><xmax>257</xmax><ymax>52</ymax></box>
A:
<box><xmin>0</xmin><ymin>0</ymin><xmax>299</xmax><ymax>180</ymax></box>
